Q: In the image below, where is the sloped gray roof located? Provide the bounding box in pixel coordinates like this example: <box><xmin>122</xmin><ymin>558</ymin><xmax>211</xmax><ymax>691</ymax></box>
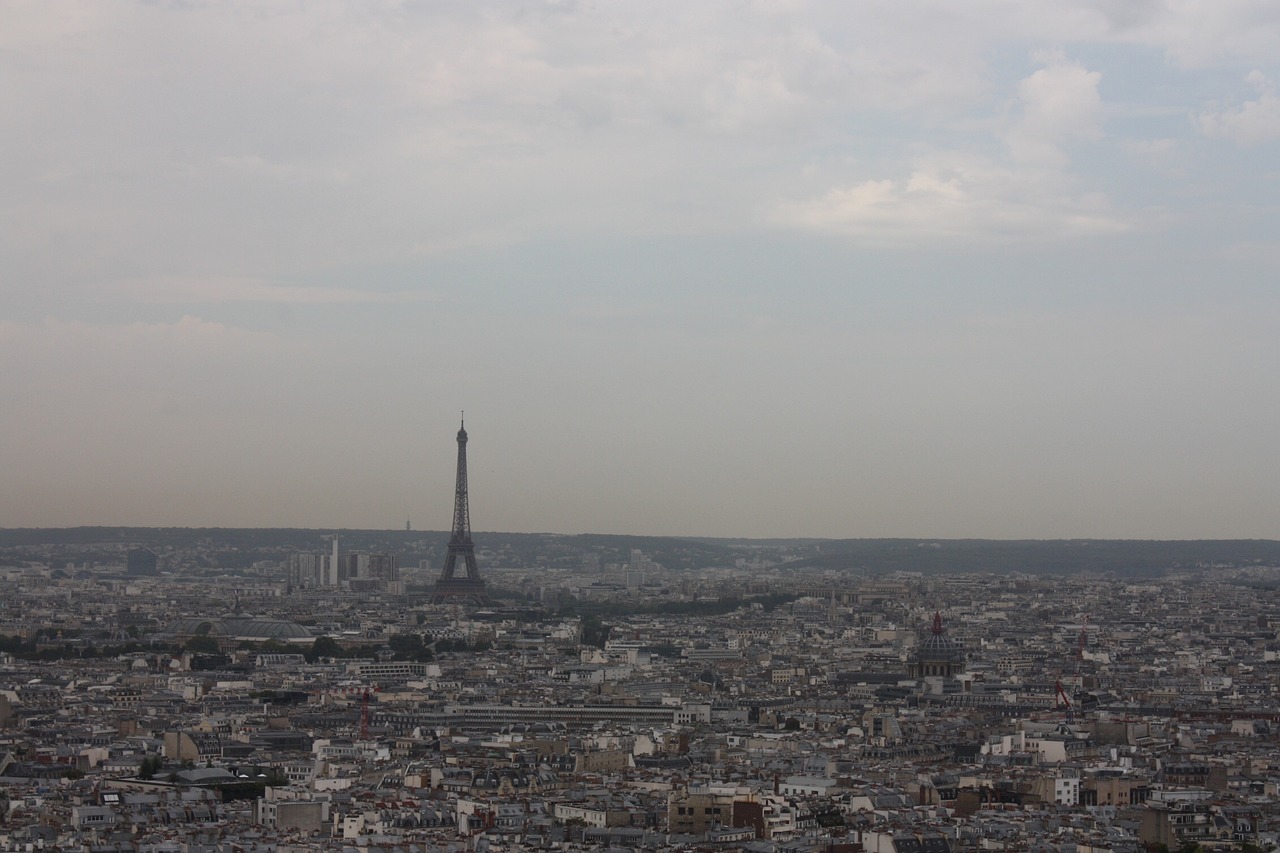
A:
<box><xmin>164</xmin><ymin>617</ymin><xmax>313</xmax><ymax>640</ymax></box>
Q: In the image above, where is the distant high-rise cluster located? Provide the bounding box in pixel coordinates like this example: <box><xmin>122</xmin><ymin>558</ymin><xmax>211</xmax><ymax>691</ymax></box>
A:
<box><xmin>287</xmin><ymin>538</ymin><xmax>400</xmax><ymax>592</ymax></box>
<box><xmin>625</xmin><ymin>548</ymin><xmax>653</xmax><ymax>592</ymax></box>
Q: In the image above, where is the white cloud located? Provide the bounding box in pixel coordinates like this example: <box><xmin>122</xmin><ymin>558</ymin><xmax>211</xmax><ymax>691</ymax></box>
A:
<box><xmin>775</xmin><ymin>160</ymin><xmax>1128</xmax><ymax>242</ymax></box>
<box><xmin>1198</xmin><ymin>71</ymin><xmax>1280</xmax><ymax>146</ymax></box>
<box><xmin>775</xmin><ymin>54</ymin><xmax>1123</xmax><ymax>242</ymax></box>
<box><xmin>1006</xmin><ymin>51</ymin><xmax>1103</xmax><ymax>167</ymax></box>
<box><xmin>0</xmin><ymin>0</ymin><xmax>1267</xmax><ymax>282</ymax></box>
<box><xmin>1107</xmin><ymin>0</ymin><xmax>1280</xmax><ymax>69</ymax></box>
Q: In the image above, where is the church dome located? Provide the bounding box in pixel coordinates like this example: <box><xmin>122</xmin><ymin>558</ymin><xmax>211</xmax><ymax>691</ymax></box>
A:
<box><xmin>910</xmin><ymin>612</ymin><xmax>965</xmax><ymax>678</ymax></box>
<box><xmin>918</xmin><ymin>629</ymin><xmax>964</xmax><ymax>663</ymax></box>
<box><xmin>163</xmin><ymin>616</ymin><xmax>314</xmax><ymax>642</ymax></box>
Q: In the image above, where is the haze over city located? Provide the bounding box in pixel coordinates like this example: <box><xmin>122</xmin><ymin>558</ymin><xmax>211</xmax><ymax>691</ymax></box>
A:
<box><xmin>2</xmin><ymin>1</ymin><xmax>1279</xmax><ymax>539</ymax></box>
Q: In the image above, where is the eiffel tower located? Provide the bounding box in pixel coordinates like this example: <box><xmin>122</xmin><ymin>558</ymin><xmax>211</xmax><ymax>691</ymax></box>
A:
<box><xmin>429</xmin><ymin>416</ymin><xmax>490</xmax><ymax>606</ymax></box>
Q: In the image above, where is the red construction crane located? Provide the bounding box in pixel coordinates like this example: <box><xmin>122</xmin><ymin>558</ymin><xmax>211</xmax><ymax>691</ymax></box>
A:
<box><xmin>313</xmin><ymin>684</ymin><xmax>380</xmax><ymax>740</ymax></box>
<box><xmin>1054</xmin><ymin>678</ymin><xmax>1074</xmax><ymax>724</ymax></box>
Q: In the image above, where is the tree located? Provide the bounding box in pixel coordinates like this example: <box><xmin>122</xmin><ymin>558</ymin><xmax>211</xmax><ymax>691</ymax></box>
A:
<box><xmin>435</xmin><ymin>637</ymin><xmax>491</xmax><ymax>654</ymax></box>
<box><xmin>388</xmin><ymin>633</ymin><xmax>432</xmax><ymax>662</ymax></box>
<box><xmin>306</xmin><ymin>636</ymin><xmax>343</xmax><ymax>662</ymax></box>
<box><xmin>650</xmin><ymin>641</ymin><xmax>680</xmax><ymax>658</ymax></box>
<box><xmin>184</xmin><ymin>635</ymin><xmax>220</xmax><ymax>655</ymax></box>
<box><xmin>579</xmin><ymin>615</ymin><xmax>611</xmax><ymax>649</ymax></box>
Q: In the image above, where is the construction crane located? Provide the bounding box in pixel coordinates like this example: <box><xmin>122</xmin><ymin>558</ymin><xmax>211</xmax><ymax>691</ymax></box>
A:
<box><xmin>313</xmin><ymin>684</ymin><xmax>380</xmax><ymax>741</ymax></box>
<box><xmin>1054</xmin><ymin>613</ymin><xmax>1094</xmax><ymax>726</ymax></box>
<box><xmin>1054</xmin><ymin>678</ymin><xmax>1074</xmax><ymax>724</ymax></box>
<box><xmin>1048</xmin><ymin>614</ymin><xmax>1090</xmax><ymax>727</ymax></box>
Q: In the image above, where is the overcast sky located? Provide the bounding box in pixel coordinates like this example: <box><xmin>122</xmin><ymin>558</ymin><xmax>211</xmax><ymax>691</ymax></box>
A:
<box><xmin>3</xmin><ymin>1</ymin><xmax>1279</xmax><ymax>539</ymax></box>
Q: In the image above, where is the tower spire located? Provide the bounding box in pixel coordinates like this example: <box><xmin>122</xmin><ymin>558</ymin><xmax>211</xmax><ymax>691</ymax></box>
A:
<box><xmin>430</xmin><ymin>417</ymin><xmax>490</xmax><ymax>606</ymax></box>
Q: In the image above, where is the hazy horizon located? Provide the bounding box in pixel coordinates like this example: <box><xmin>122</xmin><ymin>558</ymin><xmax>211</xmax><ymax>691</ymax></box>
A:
<box><xmin>4</xmin><ymin>525</ymin><xmax>1280</xmax><ymax>546</ymax></box>
<box><xmin>3</xmin><ymin>2</ymin><xmax>1279</xmax><ymax>539</ymax></box>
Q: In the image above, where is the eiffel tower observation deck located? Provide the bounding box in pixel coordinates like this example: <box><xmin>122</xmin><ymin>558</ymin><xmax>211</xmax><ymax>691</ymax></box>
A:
<box><xmin>429</xmin><ymin>416</ymin><xmax>491</xmax><ymax>606</ymax></box>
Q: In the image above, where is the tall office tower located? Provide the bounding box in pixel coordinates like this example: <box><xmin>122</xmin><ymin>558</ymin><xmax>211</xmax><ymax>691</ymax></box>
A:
<box><xmin>333</xmin><ymin>553</ymin><xmax>359</xmax><ymax>585</ymax></box>
<box><xmin>429</xmin><ymin>417</ymin><xmax>490</xmax><ymax>605</ymax></box>
<box><xmin>359</xmin><ymin>553</ymin><xmax>400</xmax><ymax>583</ymax></box>
<box><xmin>324</xmin><ymin>535</ymin><xmax>341</xmax><ymax>586</ymax></box>
<box><xmin>287</xmin><ymin>553</ymin><xmax>324</xmax><ymax>588</ymax></box>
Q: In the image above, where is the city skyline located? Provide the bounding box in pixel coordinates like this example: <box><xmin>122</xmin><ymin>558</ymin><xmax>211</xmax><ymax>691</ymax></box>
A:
<box><xmin>2</xmin><ymin>2</ymin><xmax>1279</xmax><ymax>539</ymax></box>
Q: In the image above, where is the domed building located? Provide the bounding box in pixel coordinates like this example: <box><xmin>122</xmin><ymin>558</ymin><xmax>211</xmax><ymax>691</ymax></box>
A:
<box><xmin>162</xmin><ymin>616</ymin><xmax>314</xmax><ymax>645</ymax></box>
<box><xmin>908</xmin><ymin>611</ymin><xmax>965</xmax><ymax>678</ymax></box>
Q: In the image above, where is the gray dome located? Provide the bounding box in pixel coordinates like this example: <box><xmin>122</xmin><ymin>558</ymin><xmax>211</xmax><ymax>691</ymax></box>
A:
<box><xmin>911</xmin><ymin>612</ymin><xmax>966</xmax><ymax>678</ymax></box>
<box><xmin>164</xmin><ymin>616</ymin><xmax>313</xmax><ymax>641</ymax></box>
<box><xmin>918</xmin><ymin>631</ymin><xmax>964</xmax><ymax>663</ymax></box>
<box><xmin>916</xmin><ymin>611</ymin><xmax>964</xmax><ymax>663</ymax></box>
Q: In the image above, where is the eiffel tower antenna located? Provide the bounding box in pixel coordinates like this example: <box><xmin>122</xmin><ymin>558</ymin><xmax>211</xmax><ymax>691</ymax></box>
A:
<box><xmin>429</xmin><ymin>415</ymin><xmax>490</xmax><ymax>606</ymax></box>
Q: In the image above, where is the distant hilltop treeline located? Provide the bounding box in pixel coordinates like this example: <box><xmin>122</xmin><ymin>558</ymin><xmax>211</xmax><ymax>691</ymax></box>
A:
<box><xmin>2</xmin><ymin>527</ymin><xmax>1280</xmax><ymax>578</ymax></box>
<box><xmin>761</xmin><ymin>537</ymin><xmax>1280</xmax><ymax>577</ymax></box>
